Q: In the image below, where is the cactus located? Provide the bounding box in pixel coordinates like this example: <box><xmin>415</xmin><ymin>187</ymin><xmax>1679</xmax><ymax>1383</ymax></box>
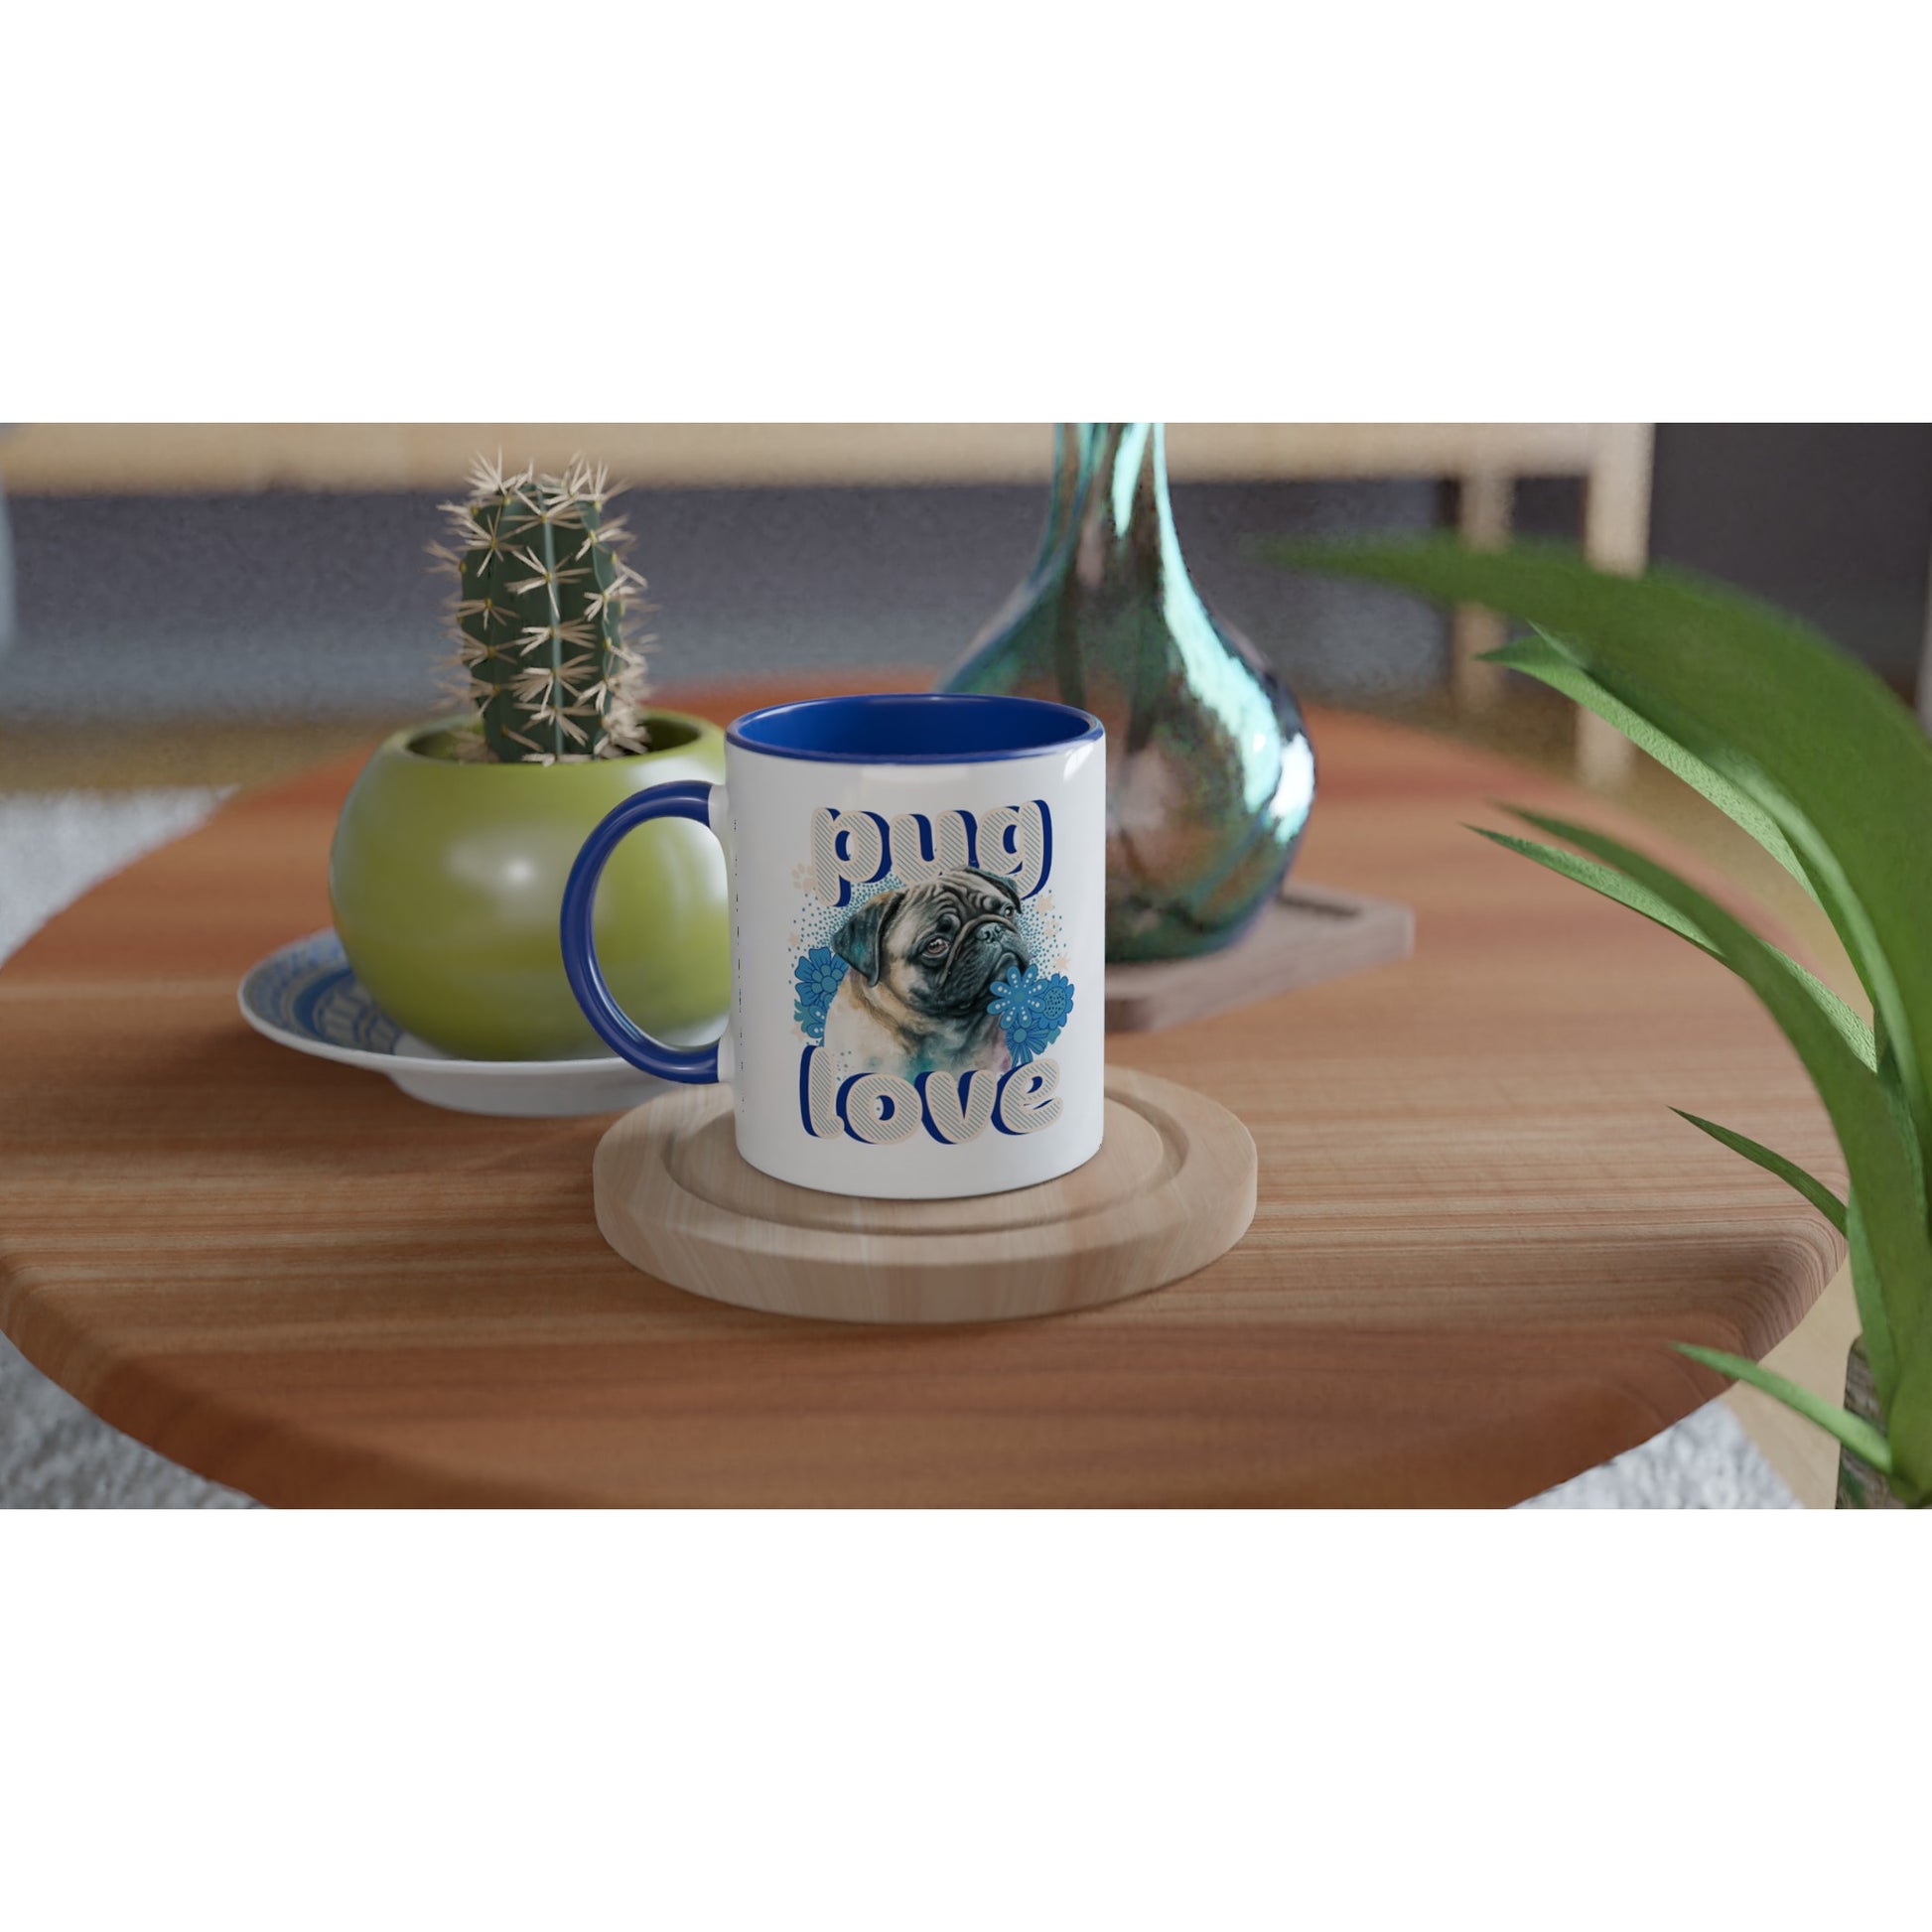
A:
<box><xmin>434</xmin><ymin>455</ymin><xmax>652</xmax><ymax>762</ymax></box>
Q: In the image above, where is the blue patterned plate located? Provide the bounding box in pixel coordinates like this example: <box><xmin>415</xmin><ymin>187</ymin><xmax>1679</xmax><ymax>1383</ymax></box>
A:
<box><xmin>237</xmin><ymin>930</ymin><xmax>683</xmax><ymax>1118</ymax></box>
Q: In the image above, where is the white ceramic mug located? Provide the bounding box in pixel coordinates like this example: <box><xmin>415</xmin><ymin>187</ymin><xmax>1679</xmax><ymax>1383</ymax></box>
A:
<box><xmin>561</xmin><ymin>692</ymin><xmax>1106</xmax><ymax>1200</ymax></box>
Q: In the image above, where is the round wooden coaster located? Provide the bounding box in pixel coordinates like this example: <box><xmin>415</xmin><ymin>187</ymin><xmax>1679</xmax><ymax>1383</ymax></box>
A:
<box><xmin>592</xmin><ymin>1065</ymin><xmax>1257</xmax><ymax>1324</ymax></box>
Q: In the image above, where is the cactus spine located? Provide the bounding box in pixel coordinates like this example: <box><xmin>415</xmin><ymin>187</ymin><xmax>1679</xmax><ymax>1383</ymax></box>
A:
<box><xmin>437</xmin><ymin>456</ymin><xmax>651</xmax><ymax>762</ymax></box>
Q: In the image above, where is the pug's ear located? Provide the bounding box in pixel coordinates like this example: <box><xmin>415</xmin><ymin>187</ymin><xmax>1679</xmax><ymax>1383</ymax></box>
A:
<box><xmin>832</xmin><ymin>890</ymin><xmax>902</xmax><ymax>985</ymax></box>
<box><xmin>964</xmin><ymin>867</ymin><xmax>1023</xmax><ymax>910</ymax></box>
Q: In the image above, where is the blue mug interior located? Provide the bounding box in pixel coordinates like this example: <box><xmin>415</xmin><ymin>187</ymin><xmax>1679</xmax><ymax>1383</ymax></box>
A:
<box><xmin>727</xmin><ymin>692</ymin><xmax>1102</xmax><ymax>764</ymax></box>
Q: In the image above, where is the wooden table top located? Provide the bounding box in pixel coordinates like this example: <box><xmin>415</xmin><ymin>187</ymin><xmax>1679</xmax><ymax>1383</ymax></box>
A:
<box><xmin>0</xmin><ymin>676</ymin><xmax>1845</xmax><ymax>1506</ymax></box>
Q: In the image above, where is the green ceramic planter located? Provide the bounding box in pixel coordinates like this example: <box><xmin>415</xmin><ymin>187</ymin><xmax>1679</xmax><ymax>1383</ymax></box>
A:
<box><xmin>330</xmin><ymin>711</ymin><xmax>728</xmax><ymax>1061</ymax></box>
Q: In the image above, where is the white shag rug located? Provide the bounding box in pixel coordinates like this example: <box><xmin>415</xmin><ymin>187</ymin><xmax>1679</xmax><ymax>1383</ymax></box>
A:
<box><xmin>0</xmin><ymin>790</ymin><xmax>1796</xmax><ymax>1509</ymax></box>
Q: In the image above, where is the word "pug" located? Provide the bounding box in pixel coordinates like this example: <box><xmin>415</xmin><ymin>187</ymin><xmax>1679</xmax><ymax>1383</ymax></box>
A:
<box><xmin>811</xmin><ymin>800</ymin><xmax>1052</xmax><ymax>906</ymax></box>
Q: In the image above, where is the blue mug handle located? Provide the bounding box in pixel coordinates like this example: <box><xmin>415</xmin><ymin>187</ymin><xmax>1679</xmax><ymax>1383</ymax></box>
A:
<box><xmin>559</xmin><ymin>780</ymin><xmax>722</xmax><ymax>1084</ymax></box>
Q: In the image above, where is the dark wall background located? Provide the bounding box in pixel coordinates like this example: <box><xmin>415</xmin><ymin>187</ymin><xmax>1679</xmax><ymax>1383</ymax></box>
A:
<box><xmin>0</xmin><ymin>478</ymin><xmax>1448</xmax><ymax>724</ymax></box>
<box><xmin>1498</xmin><ymin>425</ymin><xmax>1932</xmax><ymax>698</ymax></box>
<box><xmin>1649</xmin><ymin>424</ymin><xmax>1932</xmax><ymax>690</ymax></box>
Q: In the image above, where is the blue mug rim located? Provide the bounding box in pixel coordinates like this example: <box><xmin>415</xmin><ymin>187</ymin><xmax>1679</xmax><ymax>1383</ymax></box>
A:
<box><xmin>726</xmin><ymin>691</ymin><xmax>1103</xmax><ymax>766</ymax></box>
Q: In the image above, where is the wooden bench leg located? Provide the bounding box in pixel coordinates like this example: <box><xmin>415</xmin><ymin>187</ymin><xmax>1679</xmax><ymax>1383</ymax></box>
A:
<box><xmin>1450</xmin><ymin>470</ymin><xmax>1513</xmax><ymax>712</ymax></box>
<box><xmin>1579</xmin><ymin>426</ymin><xmax>1656</xmax><ymax>787</ymax></box>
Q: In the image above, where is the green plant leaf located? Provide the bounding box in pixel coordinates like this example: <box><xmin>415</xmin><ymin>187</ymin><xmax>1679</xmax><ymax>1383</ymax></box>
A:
<box><xmin>1507</xmin><ymin>809</ymin><xmax>1931</xmax><ymax>1476</ymax></box>
<box><xmin>1475</xmin><ymin>825</ymin><xmax>1873</xmax><ymax>1069</ymax></box>
<box><xmin>1675</xmin><ymin>1344</ymin><xmax>1896</xmax><ymax>1477</ymax></box>
<box><xmin>1671</xmin><ymin>1112</ymin><xmax>1847</xmax><ymax>1234</ymax></box>
<box><xmin>1475</xmin><ymin>824</ymin><xmax>1713</xmax><ymax>946</ymax></box>
<box><xmin>1487</xmin><ymin>627</ymin><xmax>1813</xmax><ymax>892</ymax></box>
<box><xmin>1786</xmin><ymin>843</ymin><xmax>1925</xmax><ymax>1171</ymax></box>
<box><xmin>1872</xmin><ymin>1028</ymin><xmax>1928</xmax><ymax>1223</ymax></box>
<box><xmin>1272</xmin><ymin>537</ymin><xmax>1932</xmax><ymax>1180</ymax></box>
<box><xmin>1845</xmin><ymin>1186</ymin><xmax>1899</xmax><ymax>1418</ymax></box>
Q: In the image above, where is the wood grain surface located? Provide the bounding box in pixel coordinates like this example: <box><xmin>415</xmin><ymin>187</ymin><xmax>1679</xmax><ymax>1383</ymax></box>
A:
<box><xmin>594</xmin><ymin>1066</ymin><xmax>1258</xmax><ymax>1324</ymax></box>
<box><xmin>0</xmin><ymin>675</ymin><xmax>1846</xmax><ymax>1506</ymax></box>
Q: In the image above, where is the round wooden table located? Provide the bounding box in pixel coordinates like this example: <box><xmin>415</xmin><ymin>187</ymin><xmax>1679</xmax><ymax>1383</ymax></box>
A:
<box><xmin>0</xmin><ymin>677</ymin><xmax>1844</xmax><ymax>1505</ymax></box>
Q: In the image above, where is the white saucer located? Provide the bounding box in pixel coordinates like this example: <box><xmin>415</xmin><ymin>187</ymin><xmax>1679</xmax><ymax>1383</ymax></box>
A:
<box><xmin>237</xmin><ymin>930</ymin><xmax>696</xmax><ymax>1117</ymax></box>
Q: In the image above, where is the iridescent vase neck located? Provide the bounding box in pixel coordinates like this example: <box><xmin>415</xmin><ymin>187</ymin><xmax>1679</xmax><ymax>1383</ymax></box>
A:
<box><xmin>1035</xmin><ymin>423</ymin><xmax>1190</xmax><ymax>601</ymax></box>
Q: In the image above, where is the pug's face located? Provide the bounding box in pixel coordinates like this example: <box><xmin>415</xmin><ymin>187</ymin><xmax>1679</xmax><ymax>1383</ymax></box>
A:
<box><xmin>832</xmin><ymin>869</ymin><xmax>1029</xmax><ymax>1024</ymax></box>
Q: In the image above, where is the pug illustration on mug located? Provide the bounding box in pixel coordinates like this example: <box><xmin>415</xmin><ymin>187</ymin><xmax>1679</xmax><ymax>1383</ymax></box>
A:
<box><xmin>562</xmin><ymin>694</ymin><xmax>1104</xmax><ymax>1201</ymax></box>
<box><xmin>822</xmin><ymin>869</ymin><xmax>1031</xmax><ymax>1078</ymax></box>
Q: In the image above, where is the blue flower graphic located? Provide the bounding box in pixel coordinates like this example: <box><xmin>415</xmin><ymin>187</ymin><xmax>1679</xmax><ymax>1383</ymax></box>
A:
<box><xmin>1027</xmin><ymin>972</ymin><xmax>1073</xmax><ymax>1030</ymax></box>
<box><xmin>987</xmin><ymin>962</ymin><xmax>1075</xmax><ymax>1066</ymax></box>
<box><xmin>1000</xmin><ymin>1005</ymin><xmax>1059</xmax><ymax>1065</ymax></box>
<box><xmin>795</xmin><ymin>946</ymin><xmax>846</xmax><ymax>1006</ymax></box>
<box><xmin>791</xmin><ymin>945</ymin><xmax>848</xmax><ymax>1042</ymax></box>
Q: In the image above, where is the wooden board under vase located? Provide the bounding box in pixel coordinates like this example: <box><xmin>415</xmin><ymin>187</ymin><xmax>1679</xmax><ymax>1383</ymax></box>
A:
<box><xmin>1105</xmin><ymin>880</ymin><xmax>1413</xmax><ymax>1034</ymax></box>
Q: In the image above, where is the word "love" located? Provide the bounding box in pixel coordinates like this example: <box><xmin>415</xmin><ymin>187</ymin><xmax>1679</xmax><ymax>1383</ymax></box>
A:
<box><xmin>797</xmin><ymin>1046</ymin><xmax>1062</xmax><ymax>1144</ymax></box>
<box><xmin>810</xmin><ymin>800</ymin><xmax>1052</xmax><ymax>907</ymax></box>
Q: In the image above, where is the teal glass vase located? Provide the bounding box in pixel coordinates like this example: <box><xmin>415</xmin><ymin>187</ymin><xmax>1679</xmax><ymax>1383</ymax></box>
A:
<box><xmin>941</xmin><ymin>423</ymin><xmax>1315</xmax><ymax>962</ymax></box>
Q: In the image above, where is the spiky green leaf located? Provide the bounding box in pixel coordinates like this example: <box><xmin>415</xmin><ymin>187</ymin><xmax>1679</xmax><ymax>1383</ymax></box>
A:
<box><xmin>1671</xmin><ymin>1112</ymin><xmax>1848</xmax><ymax>1234</ymax></box>
<box><xmin>1475</xmin><ymin>825</ymin><xmax>1873</xmax><ymax>1070</ymax></box>
<box><xmin>1845</xmin><ymin>1187</ymin><xmax>1900</xmax><ymax>1445</ymax></box>
<box><xmin>1487</xmin><ymin>626</ymin><xmax>1813</xmax><ymax>891</ymax></box>
<box><xmin>1675</xmin><ymin>1344</ymin><xmax>1897</xmax><ymax>1478</ymax></box>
